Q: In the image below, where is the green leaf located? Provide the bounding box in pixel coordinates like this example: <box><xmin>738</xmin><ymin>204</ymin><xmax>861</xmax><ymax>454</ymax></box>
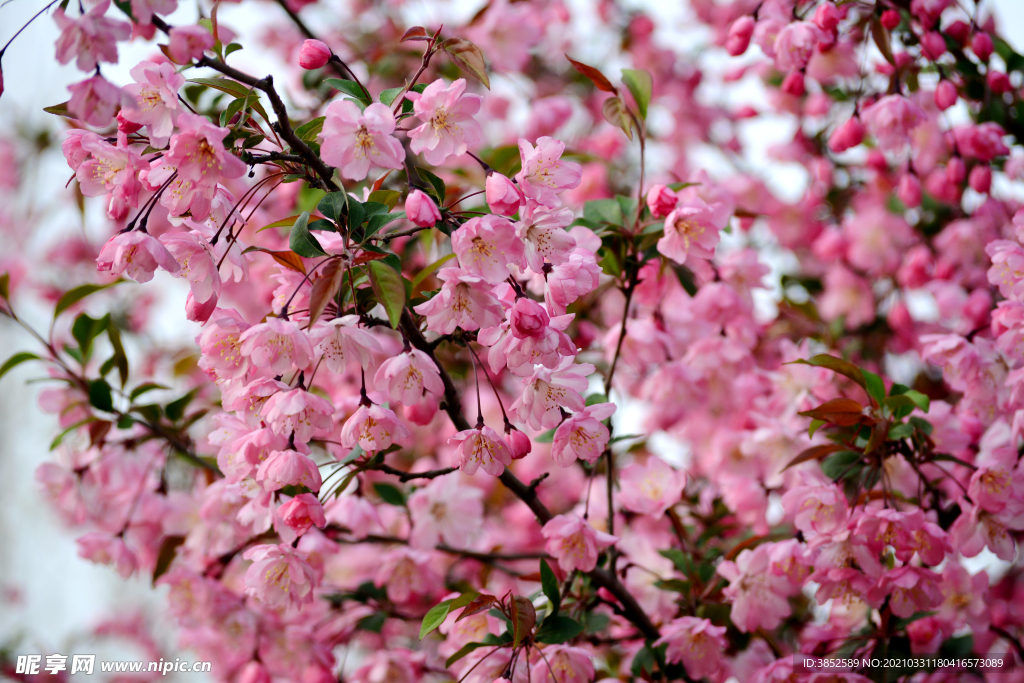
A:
<box><xmin>0</xmin><ymin>272</ymin><xmax>10</xmax><ymax>300</ymax></box>
<box><xmin>862</xmin><ymin>370</ymin><xmax>885</xmax><ymax>405</ymax></box>
<box><xmin>373</xmin><ymin>482</ymin><xmax>406</xmax><ymax>506</ymax></box>
<box><xmin>43</xmin><ymin>101</ymin><xmax>72</xmax><ymax>117</ymax></box>
<box><xmin>821</xmin><ymin>450</ymin><xmax>861</xmax><ymax>480</ymax></box>
<box><xmin>445</xmin><ymin>642</ymin><xmax>488</xmax><ymax>668</ymax></box>
<box><xmin>318</xmin><ymin>193</ymin><xmax>348</xmax><ymax>223</ymax></box>
<box><xmin>224</xmin><ymin>42</ymin><xmax>243</xmax><ymax>57</ymax></box>
<box><xmin>106</xmin><ymin>323</ymin><xmax>129</xmax><ymax>388</ymax></box>
<box><xmin>411</xmin><ymin>254</ymin><xmax>456</xmax><ymax>295</ymax></box>
<box><xmin>130</xmin><ymin>382</ymin><xmax>169</xmax><ymax>401</ymax></box>
<box><xmin>357</xmin><ymin>611</ymin><xmax>388</xmax><ymax>633</ymax></box>
<box><xmin>0</xmin><ymin>352</ymin><xmax>40</xmax><ymax>381</ymax></box>
<box><xmin>187</xmin><ymin>78</ymin><xmax>271</xmax><ymax>124</ymax></box>
<box><xmin>295</xmin><ymin>116</ymin><xmax>326</xmax><ymax>142</ymax></box>
<box><xmin>585</xmin><ymin>612</ymin><xmax>610</xmax><ymax>634</ymax></box>
<box><xmin>416</xmin><ymin>168</ymin><xmax>446</xmax><ymax>203</ymax></box>
<box><xmin>50</xmin><ymin>418</ymin><xmax>96</xmax><ymax>450</ymax></box>
<box><xmin>367</xmin><ymin>190</ymin><xmax>401</xmax><ymax>212</ymax></box>
<box><xmin>290</xmin><ymin>212</ymin><xmax>327</xmax><ymax>258</ymax></box>
<box><xmin>584</xmin><ymin>199</ymin><xmax>624</xmax><ymax>226</ymax></box>
<box><xmin>420</xmin><ymin>599</ymin><xmax>454</xmax><ymax>639</ymax></box>
<box><xmin>71</xmin><ymin>313</ymin><xmax>109</xmax><ymax>360</ymax></box>
<box><xmin>378</xmin><ymin>87</ymin><xmax>404</xmax><ymax>106</ymax></box>
<box><xmin>534</xmin><ymin>616</ymin><xmax>583</xmax><ymax>644</ymax></box>
<box><xmin>54</xmin><ymin>281</ymin><xmax>122</xmax><ymax>319</ymax></box>
<box><xmin>787</xmin><ymin>354</ymin><xmax>866</xmax><ymax>387</ymax></box>
<box><xmin>534</xmin><ymin>427</ymin><xmax>556</xmax><ymax>444</ymax></box>
<box><xmin>368</xmin><ymin>260</ymin><xmax>406</xmax><ymax>328</ymax></box>
<box><xmin>88</xmin><ymin>379</ymin><xmax>114</xmax><ymax>413</ymax></box>
<box><xmin>621</xmin><ymin>68</ymin><xmax>653</xmax><ymax>119</ymax></box>
<box><xmin>364</xmin><ymin>211</ymin><xmax>405</xmax><ymax>242</ymax></box>
<box><xmin>323</xmin><ymin>78</ymin><xmax>371</xmax><ymax>103</ymax></box>
<box><xmin>152</xmin><ymin>535</ymin><xmax>186</xmax><ymax>585</ymax></box>
<box><xmin>165</xmin><ymin>388</ymin><xmax>199</xmax><ymax>422</ymax></box>
<box><xmin>540</xmin><ymin>559</ymin><xmax>560</xmax><ymax>616</ymax></box>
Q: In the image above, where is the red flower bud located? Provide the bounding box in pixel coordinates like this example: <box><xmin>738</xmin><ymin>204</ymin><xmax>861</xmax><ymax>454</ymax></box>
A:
<box><xmin>828</xmin><ymin>116</ymin><xmax>865</xmax><ymax>153</ymax></box>
<box><xmin>725</xmin><ymin>15</ymin><xmax>755</xmax><ymax>57</ymax></box>
<box><xmin>972</xmin><ymin>32</ymin><xmax>994</xmax><ymax>62</ymax></box>
<box><xmin>298</xmin><ymin>39</ymin><xmax>331</xmax><ymax>69</ymax></box>
<box><xmin>935</xmin><ymin>80</ymin><xmax>958</xmax><ymax>110</ymax></box>
<box><xmin>880</xmin><ymin>10</ymin><xmax>900</xmax><ymax>30</ymax></box>
<box><xmin>969</xmin><ymin>165</ymin><xmax>992</xmax><ymax>194</ymax></box>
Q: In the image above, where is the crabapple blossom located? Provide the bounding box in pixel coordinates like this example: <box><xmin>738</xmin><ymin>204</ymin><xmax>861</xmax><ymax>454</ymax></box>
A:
<box><xmin>515</xmin><ymin>201</ymin><xmax>576</xmax><ymax>272</ymax></box>
<box><xmin>159</xmin><ymin>231</ymin><xmax>221</xmax><ymax>303</ymax></box>
<box><xmin>309</xmin><ymin>316</ymin><xmax>381</xmax><ymax>373</ymax></box>
<box><xmin>238</xmin><ymin>319</ymin><xmax>315</xmax><ymax>374</ymax></box>
<box><xmin>717</xmin><ymin>545</ymin><xmax>797</xmax><ymax>632</ymax></box>
<box><xmin>405</xmin><ymin>189</ymin><xmax>441</xmax><ymax>227</ymax></box>
<box><xmin>413</xmin><ymin>267</ymin><xmax>505</xmax><ymax>333</ymax></box>
<box><xmin>655</xmin><ymin>617</ymin><xmax>727</xmax><ymax>680</ymax></box>
<box><xmin>406</xmin><ymin>78</ymin><xmax>483</xmax><ymax>165</ymax></box>
<box><xmin>120</xmin><ymin>61</ymin><xmax>184</xmax><ymax>148</ymax></box>
<box><xmin>551</xmin><ymin>402</ymin><xmax>615</xmax><ymax>466</ymax></box>
<box><xmin>75</xmin><ymin>136</ymin><xmax>146</xmax><ymax>220</ymax></box>
<box><xmin>407</xmin><ymin>476</ymin><xmax>483</xmax><ymax>549</ymax></box>
<box><xmin>861</xmin><ymin>95</ymin><xmax>927</xmax><ymax>151</ymax></box>
<box><xmin>374</xmin><ymin>349</ymin><xmax>444</xmax><ymax>406</ymax></box>
<box><xmin>276</xmin><ymin>494</ymin><xmax>326</xmax><ymax>540</ymax></box>
<box><xmin>67</xmin><ymin>75</ymin><xmax>122</xmax><ymax>127</ymax></box>
<box><xmin>319</xmin><ymin>101</ymin><xmax>404</xmax><ymax>180</ymax></box>
<box><xmin>340</xmin><ymin>404</ymin><xmax>410</xmax><ymax>452</ymax></box>
<box><xmin>261</xmin><ymin>389</ymin><xmax>334</xmax><ymax>443</ymax></box>
<box><xmin>514</xmin><ymin>136</ymin><xmax>583</xmax><ymax>207</ymax></box>
<box><xmin>167</xmin><ymin>25</ymin><xmax>214</xmax><ymax>63</ymax></box>
<box><xmin>96</xmin><ymin>231</ymin><xmax>180</xmax><ymax>283</ymax></box>
<box><xmin>542</xmin><ymin>514</ymin><xmax>617</xmax><ymax>573</ymax></box>
<box><xmin>509</xmin><ymin>357</ymin><xmax>594</xmax><ymax>430</ymax></box>
<box><xmin>450</xmin><ymin>214</ymin><xmax>524</xmax><ymax>283</ymax></box>
<box><xmin>53</xmin><ymin>0</ymin><xmax>131</xmax><ymax>72</ymax></box>
<box><xmin>618</xmin><ymin>457</ymin><xmax>685</xmax><ymax>516</ymax></box>
<box><xmin>298</xmin><ymin>40</ymin><xmax>332</xmax><ymax>69</ymax></box>
<box><xmin>255</xmin><ymin>450</ymin><xmax>322</xmax><ymax>493</ymax></box>
<box><xmin>449</xmin><ymin>425</ymin><xmax>512</xmax><ymax>476</ymax></box>
<box><xmin>485</xmin><ymin>172</ymin><xmax>524</xmax><ymax>216</ymax></box>
<box><xmin>658</xmin><ymin>198</ymin><xmax>729</xmax><ymax>265</ymax></box>
<box><xmin>242</xmin><ymin>544</ymin><xmax>318</xmax><ymax>609</ymax></box>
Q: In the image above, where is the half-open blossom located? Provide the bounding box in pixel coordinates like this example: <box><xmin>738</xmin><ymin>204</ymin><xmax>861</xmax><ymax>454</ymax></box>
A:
<box><xmin>406</xmin><ymin>78</ymin><xmax>483</xmax><ymax>165</ymax></box>
<box><xmin>256</xmin><ymin>449</ymin><xmax>322</xmax><ymax>492</ymax></box>
<box><xmin>485</xmin><ymin>173</ymin><xmax>524</xmax><ymax>216</ymax></box>
<box><xmin>97</xmin><ymin>231</ymin><xmax>180</xmax><ymax>283</ymax></box>
<box><xmin>167</xmin><ymin>24</ymin><xmax>213</xmax><ymax>64</ymax></box>
<box><xmin>510</xmin><ymin>358</ymin><xmax>594</xmax><ymax>430</ymax></box>
<box><xmin>319</xmin><ymin>101</ymin><xmax>403</xmax><ymax>181</ymax></box>
<box><xmin>551</xmin><ymin>402</ymin><xmax>615</xmax><ymax>467</ymax></box>
<box><xmin>261</xmin><ymin>389</ymin><xmax>334</xmax><ymax>443</ymax></box>
<box><xmin>159</xmin><ymin>231</ymin><xmax>220</xmax><ymax>304</ymax></box>
<box><xmin>451</xmin><ymin>214</ymin><xmax>525</xmax><ymax>284</ymax></box>
<box><xmin>374</xmin><ymin>350</ymin><xmax>444</xmax><ymax>406</ymax></box>
<box><xmin>309</xmin><ymin>316</ymin><xmax>381</xmax><ymax>374</ymax></box>
<box><xmin>413</xmin><ymin>267</ymin><xmax>505</xmax><ymax>334</ymax></box>
<box><xmin>658</xmin><ymin>198</ymin><xmax>729</xmax><ymax>265</ymax></box>
<box><xmin>242</xmin><ymin>544</ymin><xmax>318</xmax><ymax>609</ymax></box>
<box><xmin>619</xmin><ymin>457</ymin><xmax>685</xmax><ymax>516</ymax></box>
<box><xmin>340</xmin><ymin>404</ymin><xmax>410</xmax><ymax>452</ymax></box>
<box><xmin>405</xmin><ymin>189</ymin><xmax>441</xmax><ymax>228</ymax></box>
<box><xmin>541</xmin><ymin>514</ymin><xmax>617</xmax><ymax>572</ymax></box>
<box><xmin>407</xmin><ymin>476</ymin><xmax>483</xmax><ymax>549</ymax></box>
<box><xmin>449</xmin><ymin>426</ymin><xmax>512</xmax><ymax>476</ymax></box>
<box><xmin>655</xmin><ymin>617</ymin><xmax>727</xmax><ymax>680</ymax></box>
<box><xmin>515</xmin><ymin>201</ymin><xmax>576</xmax><ymax>272</ymax></box>
<box><xmin>773</xmin><ymin>21</ymin><xmax>824</xmax><ymax>72</ymax></box>
<box><xmin>53</xmin><ymin>0</ymin><xmax>131</xmax><ymax>72</ymax></box>
<box><xmin>120</xmin><ymin>61</ymin><xmax>184</xmax><ymax>148</ymax></box>
<box><xmin>515</xmin><ymin>137</ymin><xmax>583</xmax><ymax>207</ymax></box>
<box><xmin>861</xmin><ymin>95</ymin><xmax>927</xmax><ymax>151</ymax></box>
<box><xmin>646</xmin><ymin>184</ymin><xmax>678</xmax><ymax>218</ymax></box>
<box><xmin>276</xmin><ymin>493</ymin><xmax>326</xmax><ymax>540</ymax></box>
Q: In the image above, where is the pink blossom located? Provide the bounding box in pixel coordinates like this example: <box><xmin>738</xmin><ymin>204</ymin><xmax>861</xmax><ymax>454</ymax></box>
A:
<box><xmin>515</xmin><ymin>201</ymin><xmax>576</xmax><ymax>272</ymax></box>
<box><xmin>968</xmin><ymin>448</ymin><xmax>1021</xmax><ymax>513</ymax></box>
<box><xmin>509</xmin><ymin>357</ymin><xmax>595</xmax><ymax>430</ymax></box>
<box><xmin>413</xmin><ymin>267</ymin><xmax>505</xmax><ymax>334</ymax></box>
<box><xmin>935</xmin><ymin>81</ymin><xmax>958</xmax><ymax>110</ymax></box>
<box><xmin>405</xmin><ymin>189</ymin><xmax>441</xmax><ymax>228</ymax></box>
<box><xmin>657</xmin><ymin>198</ymin><xmax>730</xmax><ymax>264</ymax></box>
<box><xmin>242</xmin><ymin>543</ymin><xmax>318</xmax><ymax>609</ymax></box>
<box><xmin>551</xmin><ymin>402</ymin><xmax>615</xmax><ymax>467</ymax></box>
<box><xmin>725</xmin><ymin>15</ymin><xmax>755</xmax><ymax>56</ymax></box>
<box><xmin>407</xmin><ymin>476</ymin><xmax>483</xmax><ymax>549</ymax></box>
<box><xmin>828</xmin><ymin>116</ymin><xmax>865</xmax><ymax>153</ymax></box>
<box><xmin>406</xmin><ymin>78</ymin><xmax>483</xmax><ymax>165</ymax></box>
<box><xmin>818</xmin><ymin>265</ymin><xmax>875</xmax><ymax>328</ymax></box>
<box><xmin>164</xmin><ymin>113</ymin><xmax>247</xmax><ymax>191</ymax></box>
<box><xmin>130</xmin><ymin>0</ymin><xmax>176</xmax><ymax>27</ymax></box>
<box><xmin>449</xmin><ymin>425</ymin><xmax>512</xmax><ymax>476</ymax></box>
<box><xmin>256</xmin><ymin>449</ymin><xmax>322</xmax><ymax>492</ymax></box>
<box><xmin>951</xmin><ymin>123</ymin><xmax>1009</xmax><ymax>161</ymax></box>
<box><xmin>97</xmin><ymin>231</ymin><xmax>180</xmax><ymax>283</ymax></box>
<box><xmin>261</xmin><ymin>389</ymin><xmax>334</xmax><ymax>443</ymax></box>
<box><xmin>374</xmin><ymin>350</ymin><xmax>444</xmax><ymax>406</ymax></box>
<box><xmin>646</xmin><ymin>184</ymin><xmax>678</xmax><ymax>218</ymax></box>
<box><xmin>618</xmin><ymin>457</ymin><xmax>685</xmax><ymax>516</ymax></box>
<box><xmin>986</xmin><ymin>240</ymin><xmax>1024</xmax><ymax>300</ymax></box>
<box><xmin>717</xmin><ymin>544</ymin><xmax>795</xmax><ymax>632</ymax></box>
<box><xmin>514</xmin><ymin>137</ymin><xmax>583</xmax><ymax>207</ymax></box>
<box><xmin>120</xmin><ymin>61</ymin><xmax>184</xmax><ymax>148</ymax></box>
<box><xmin>781</xmin><ymin>481</ymin><xmax>849</xmax><ymax>536</ymax></box>
<box><xmin>238</xmin><ymin>318</ymin><xmax>315</xmax><ymax>374</ymax></box>
<box><xmin>773</xmin><ymin>22</ymin><xmax>824</xmax><ymax>72</ymax></box>
<box><xmin>298</xmin><ymin>39</ymin><xmax>332</xmax><ymax>69</ymax></box>
<box><xmin>68</xmin><ymin>76</ymin><xmax>122</xmax><ymax>127</ymax></box>
<box><xmin>546</xmin><ymin>248</ymin><xmax>602</xmax><ymax>312</ymax></box>
<box><xmin>76</xmin><ymin>532</ymin><xmax>137</xmax><ymax>578</ymax></box>
<box><xmin>319</xmin><ymin>101</ymin><xmax>404</xmax><ymax>181</ymax></box>
<box><xmin>949</xmin><ymin>499</ymin><xmax>1024</xmax><ymax>561</ymax></box>
<box><xmin>870</xmin><ymin>567</ymin><xmax>943</xmax><ymax>618</ymax></box>
<box><xmin>541</xmin><ymin>513</ymin><xmax>617</xmax><ymax>572</ymax></box>
<box><xmin>53</xmin><ymin>0</ymin><xmax>131</xmax><ymax>72</ymax></box>
<box><xmin>482</xmin><ymin>302</ymin><xmax>576</xmax><ymax>375</ymax></box>
<box><xmin>309</xmin><ymin>316</ymin><xmax>381</xmax><ymax>373</ymax></box>
<box><xmin>75</xmin><ymin>136</ymin><xmax>146</xmax><ymax>220</ymax></box>
<box><xmin>167</xmin><ymin>25</ymin><xmax>213</xmax><ymax>64</ymax></box>
<box><xmin>340</xmin><ymin>404</ymin><xmax>410</xmax><ymax>452</ymax></box>
<box><xmin>276</xmin><ymin>493</ymin><xmax>326</xmax><ymax>539</ymax></box>
<box><xmin>655</xmin><ymin>617</ymin><xmax>727</xmax><ymax>680</ymax></box>
<box><xmin>861</xmin><ymin>95</ymin><xmax>927</xmax><ymax>151</ymax></box>
<box><xmin>159</xmin><ymin>231</ymin><xmax>221</xmax><ymax>303</ymax></box>
<box><xmin>451</xmin><ymin>214</ymin><xmax>524</xmax><ymax>284</ymax></box>
<box><xmin>485</xmin><ymin>173</ymin><xmax>524</xmax><ymax>216</ymax></box>
<box><xmin>197</xmin><ymin>308</ymin><xmax>251</xmax><ymax>383</ymax></box>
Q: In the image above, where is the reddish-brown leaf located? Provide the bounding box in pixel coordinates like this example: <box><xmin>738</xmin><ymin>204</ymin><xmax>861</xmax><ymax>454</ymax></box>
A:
<box><xmin>372</xmin><ymin>169</ymin><xmax>395</xmax><ymax>193</ymax></box>
<box><xmin>456</xmin><ymin>595</ymin><xmax>497</xmax><ymax>622</ymax></box>
<box><xmin>602</xmin><ymin>96</ymin><xmax>633</xmax><ymax>141</ymax></box>
<box><xmin>782</xmin><ymin>443</ymin><xmax>846</xmax><ymax>471</ymax></box>
<box><xmin>510</xmin><ymin>595</ymin><xmax>536</xmax><ymax>648</ymax></box>
<box><xmin>401</xmin><ymin>26</ymin><xmax>429</xmax><ymax>42</ymax></box>
<box><xmin>566</xmin><ymin>55</ymin><xmax>617</xmax><ymax>93</ymax></box>
<box><xmin>442</xmin><ymin>38</ymin><xmax>490</xmax><ymax>89</ymax></box>
<box><xmin>306</xmin><ymin>259</ymin><xmax>344</xmax><ymax>328</ymax></box>
<box><xmin>351</xmin><ymin>250</ymin><xmax>389</xmax><ymax>266</ymax></box>
<box><xmin>799</xmin><ymin>397</ymin><xmax>866</xmax><ymax>426</ymax></box>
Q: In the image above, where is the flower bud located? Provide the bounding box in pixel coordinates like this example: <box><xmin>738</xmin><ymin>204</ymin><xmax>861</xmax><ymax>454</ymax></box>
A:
<box><xmin>238</xmin><ymin>662</ymin><xmax>271</xmax><ymax>683</ymax></box>
<box><xmin>946</xmin><ymin>157</ymin><xmax>966</xmax><ymax>185</ymax></box>
<box><xmin>185</xmin><ymin>291</ymin><xmax>217</xmax><ymax>323</ymax></box>
<box><xmin>813</xmin><ymin>2</ymin><xmax>842</xmax><ymax>33</ymax></box>
<box><xmin>827</xmin><ymin>116</ymin><xmax>865</xmax><ymax>153</ymax></box>
<box><xmin>921</xmin><ymin>31</ymin><xmax>947</xmax><ymax>60</ymax></box>
<box><xmin>116</xmin><ymin>110</ymin><xmax>143</xmax><ymax>135</ymax></box>
<box><xmin>507</xmin><ymin>428</ymin><xmax>531</xmax><ymax>460</ymax></box>
<box><xmin>969</xmin><ymin>165</ymin><xmax>992</xmax><ymax>194</ymax></box>
<box><xmin>897</xmin><ymin>173</ymin><xmax>921</xmax><ymax>208</ymax></box>
<box><xmin>298</xmin><ymin>39</ymin><xmax>332</xmax><ymax>70</ymax></box>
<box><xmin>405</xmin><ymin>189</ymin><xmax>441</xmax><ymax>227</ymax></box>
<box><xmin>646</xmin><ymin>184</ymin><xmax>678</xmax><ymax>218</ymax></box>
<box><xmin>988</xmin><ymin>70</ymin><xmax>1012</xmax><ymax>94</ymax></box>
<box><xmin>781</xmin><ymin>71</ymin><xmax>806</xmax><ymax>97</ymax></box>
<box><xmin>510</xmin><ymin>297</ymin><xmax>550</xmax><ymax>339</ymax></box>
<box><xmin>946</xmin><ymin>20</ymin><xmax>970</xmax><ymax>45</ymax></box>
<box><xmin>725</xmin><ymin>15</ymin><xmax>755</xmax><ymax>56</ymax></box>
<box><xmin>485</xmin><ymin>173</ymin><xmax>524</xmax><ymax>216</ymax></box>
<box><xmin>935</xmin><ymin>80</ymin><xmax>958</xmax><ymax>110</ymax></box>
<box><xmin>880</xmin><ymin>9</ymin><xmax>900</xmax><ymax>30</ymax></box>
<box><xmin>972</xmin><ymin>32</ymin><xmax>994</xmax><ymax>62</ymax></box>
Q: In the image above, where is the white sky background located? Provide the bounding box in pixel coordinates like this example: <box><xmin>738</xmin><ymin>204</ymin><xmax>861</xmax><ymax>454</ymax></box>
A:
<box><xmin>0</xmin><ymin>0</ymin><xmax>1023</xmax><ymax>673</ymax></box>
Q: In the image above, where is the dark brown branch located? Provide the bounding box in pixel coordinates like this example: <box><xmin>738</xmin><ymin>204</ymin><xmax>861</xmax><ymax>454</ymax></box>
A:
<box><xmin>371</xmin><ymin>462</ymin><xmax>458</xmax><ymax>482</ymax></box>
